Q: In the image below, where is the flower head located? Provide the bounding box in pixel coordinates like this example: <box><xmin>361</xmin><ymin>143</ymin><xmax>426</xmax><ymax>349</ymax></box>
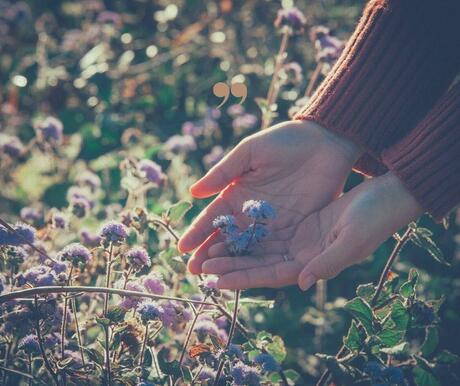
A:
<box><xmin>231</xmin><ymin>363</ymin><xmax>261</xmax><ymax>386</ymax></box>
<box><xmin>0</xmin><ymin>134</ymin><xmax>24</xmax><ymax>158</ymax></box>
<box><xmin>18</xmin><ymin>334</ymin><xmax>40</xmax><ymax>354</ymax></box>
<box><xmin>143</xmin><ymin>273</ymin><xmax>165</xmax><ymax>295</ymax></box>
<box><xmin>51</xmin><ymin>211</ymin><xmax>67</xmax><ymax>229</ymax></box>
<box><xmin>164</xmin><ymin>134</ymin><xmax>197</xmax><ymax>153</ymax></box>
<box><xmin>120</xmin><ymin>281</ymin><xmax>146</xmax><ymax>310</ymax></box>
<box><xmin>125</xmin><ymin>246</ymin><xmax>151</xmax><ymax>270</ymax></box>
<box><xmin>137</xmin><ymin>301</ymin><xmax>162</xmax><ymax>324</ymax></box>
<box><xmin>76</xmin><ymin>170</ymin><xmax>101</xmax><ymax>192</ymax></box>
<box><xmin>0</xmin><ymin>222</ymin><xmax>36</xmax><ymax>246</ymax></box>
<box><xmin>254</xmin><ymin>353</ymin><xmax>280</xmax><ymax>372</ymax></box>
<box><xmin>274</xmin><ymin>7</ymin><xmax>306</xmax><ymax>34</ymax></box>
<box><xmin>35</xmin><ymin>116</ymin><xmax>63</xmax><ymax>146</ymax></box>
<box><xmin>4</xmin><ymin>246</ymin><xmax>26</xmax><ymax>268</ymax></box>
<box><xmin>213</xmin><ymin>215</ymin><xmax>238</xmax><ymax>235</ymax></box>
<box><xmin>99</xmin><ymin>221</ymin><xmax>128</xmax><ymax>247</ymax></box>
<box><xmin>203</xmin><ymin>146</ymin><xmax>225</xmax><ymax>169</ymax></box>
<box><xmin>20</xmin><ymin>207</ymin><xmax>43</xmax><ymax>226</ymax></box>
<box><xmin>70</xmin><ymin>196</ymin><xmax>91</xmax><ymax>218</ymax></box>
<box><xmin>137</xmin><ymin>159</ymin><xmax>165</xmax><ymax>185</ymax></box>
<box><xmin>242</xmin><ymin>200</ymin><xmax>276</xmax><ymax>220</ymax></box>
<box><xmin>181</xmin><ymin>121</ymin><xmax>203</xmax><ymax>137</ymax></box>
<box><xmin>58</xmin><ymin>243</ymin><xmax>91</xmax><ymax>268</ymax></box>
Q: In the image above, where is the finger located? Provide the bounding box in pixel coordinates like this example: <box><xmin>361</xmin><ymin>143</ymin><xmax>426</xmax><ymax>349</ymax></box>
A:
<box><xmin>207</xmin><ymin>240</ymin><xmax>288</xmax><ymax>259</ymax></box>
<box><xmin>298</xmin><ymin>236</ymin><xmax>359</xmax><ymax>291</ymax></box>
<box><xmin>187</xmin><ymin>231</ymin><xmax>223</xmax><ymax>274</ymax></box>
<box><xmin>178</xmin><ymin>197</ymin><xmax>232</xmax><ymax>252</ymax></box>
<box><xmin>217</xmin><ymin>260</ymin><xmax>302</xmax><ymax>289</ymax></box>
<box><xmin>190</xmin><ymin>140</ymin><xmax>250</xmax><ymax>199</ymax></box>
<box><xmin>202</xmin><ymin>254</ymin><xmax>285</xmax><ymax>275</ymax></box>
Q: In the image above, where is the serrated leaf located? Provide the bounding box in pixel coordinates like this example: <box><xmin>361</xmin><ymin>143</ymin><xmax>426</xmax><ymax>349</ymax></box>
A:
<box><xmin>356</xmin><ymin>283</ymin><xmax>375</xmax><ymax>302</ymax></box>
<box><xmin>378</xmin><ymin>320</ymin><xmax>405</xmax><ymax>347</ymax></box>
<box><xmin>166</xmin><ymin>201</ymin><xmax>192</xmax><ymax>223</ymax></box>
<box><xmin>413</xmin><ymin>366</ymin><xmax>441</xmax><ymax>386</ymax></box>
<box><xmin>391</xmin><ymin>300</ymin><xmax>410</xmax><ymax>331</ymax></box>
<box><xmin>266</xmin><ymin>336</ymin><xmax>286</xmax><ymax>363</ymax></box>
<box><xmin>421</xmin><ymin>327</ymin><xmax>438</xmax><ymax>357</ymax></box>
<box><xmin>380</xmin><ymin>342</ymin><xmax>409</xmax><ymax>355</ymax></box>
<box><xmin>435</xmin><ymin>350</ymin><xmax>460</xmax><ymax>365</ymax></box>
<box><xmin>343</xmin><ymin>321</ymin><xmax>362</xmax><ymax>351</ymax></box>
<box><xmin>400</xmin><ymin>268</ymin><xmax>419</xmax><ymax>298</ymax></box>
<box><xmin>410</xmin><ymin>233</ymin><xmax>449</xmax><ymax>266</ymax></box>
<box><xmin>344</xmin><ymin>297</ymin><xmax>374</xmax><ymax>334</ymax></box>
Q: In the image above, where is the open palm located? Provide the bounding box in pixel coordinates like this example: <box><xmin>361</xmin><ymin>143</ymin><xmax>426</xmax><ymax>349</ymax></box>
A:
<box><xmin>200</xmin><ymin>172</ymin><xmax>422</xmax><ymax>290</ymax></box>
<box><xmin>178</xmin><ymin>120</ymin><xmax>361</xmax><ymax>274</ymax></box>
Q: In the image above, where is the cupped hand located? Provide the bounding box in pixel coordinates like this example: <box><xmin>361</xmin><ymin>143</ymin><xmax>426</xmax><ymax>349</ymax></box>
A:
<box><xmin>178</xmin><ymin>120</ymin><xmax>361</xmax><ymax>274</ymax></box>
<box><xmin>200</xmin><ymin>172</ymin><xmax>423</xmax><ymax>291</ymax></box>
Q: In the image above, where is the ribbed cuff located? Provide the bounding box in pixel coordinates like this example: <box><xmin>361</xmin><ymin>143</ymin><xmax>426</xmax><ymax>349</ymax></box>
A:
<box><xmin>294</xmin><ymin>0</ymin><xmax>460</xmax><ymax>159</ymax></box>
<box><xmin>382</xmin><ymin>84</ymin><xmax>460</xmax><ymax>221</ymax></box>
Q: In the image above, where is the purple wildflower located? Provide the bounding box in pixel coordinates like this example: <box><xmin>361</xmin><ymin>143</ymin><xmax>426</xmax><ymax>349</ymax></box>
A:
<box><xmin>35</xmin><ymin>271</ymin><xmax>57</xmax><ymax>287</ymax></box>
<box><xmin>203</xmin><ymin>146</ymin><xmax>225</xmax><ymax>169</ymax></box>
<box><xmin>125</xmin><ymin>246</ymin><xmax>151</xmax><ymax>270</ymax></box>
<box><xmin>0</xmin><ymin>222</ymin><xmax>36</xmax><ymax>246</ymax></box>
<box><xmin>281</xmin><ymin>62</ymin><xmax>303</xmax><ymax>84</ymax></box>
<box><xmin>274</xmin><ymin>7</ymin><xmax>306</xmax><ymax>34</ymax></box>
<box><xmin>0</xmin><ymin>134</ymin><xmax>24</xmax><ymax>158</ymax></box>
<box><xmin>254</xmin><ymin>353</ymin><xmax>280</xmax><ymax>372</ymax></box>
<box><xmin>232</xmin><ymin>113</ymin><xmax>257</xmax><ymax>132</ymax></box>
<box><xmin>51</xmin><ymin>211</ymin><xmax>67</xmax><ymax>229</ymax></box>
<box><xmin>97</xmin><ymin>11</ymin><xmax>122</xmax><ymax>27</ymax></box>
<box><xmin>79</xmin><ymin>228</ymin><xmax>101</xmax><ymax>247</ymax></box>
<box><xmin>143</xmin><ymin>273</ymin><xmax>165</xmax><ymax>295</ymax></box>
<box><xmin>18</xmin><ymin>334</ymin><xmax>40</xmax><ymax>354</ymax></box>
<box><xmin>20</xmin><ymin>207</ymin><xmax>43</xmax><ymax>225</ymax></box>
<box><xmin>137</xmin><ymin>159</ymin><xmax>165</xmax><ymax>185</ymax></box>
<box><xmin>160</xmin><ymin>301</ymin><xmax>191</xmax><ymax>328</ymax></box>
<box><xmin>70</xmin><ymin>196</ymin><xmax>91</xmax><ymax>218</ymax></box>
<box><xmin>227</xmin><ymin>104</ymin><xmax>245</xmax><ymax>117</ymax></box>
<box><xmin>195</xmin><ymin>315</ymin><xmax>220</xmax><ymax>340</ymax></box>
<box><xmin>181</xmin><ymin>121</ymin><xmax>203</xmax><ymax>137</ymax></box>
<box><xmin>35</xmin><ymin>116</ymin><xmax>63</xmax><ymax>146</ymax></box>
<box><xmin>199</xmin><ymin>277</ymin><xmax>221</xmax><ymax>297</ymax></box>
<box><xmin>227</xmin><ymin>344</ymin><xmax>244</xmax><ymax>359</ymax></box>
<box><xmin>246</xmin><ymin>223</ymin><xmax>269</xmax><ymax>242</ymax></box>
<box><xmin>50</xmin><ymin>261</ymin><xmax>68</xmax><ymax>274</ymax></box>
<box><xmin>231</xmin><ymin>363</ymin><xmax>261</xmax><ymax>386</ymax></box>
<box><xmin>212</xmin><ymin>215</ymin><xmax>238</xmax><ymax>235</ymax></box>
<box><xmin>120</xmin><ymin>281</ymin><xmax>145</xmax><ymax>310</ymax></box>
<box><xmin>58</xmin><ymin>243</ymin><xmax>91</xmax><ymax>268</ymax></box>
<box><xmin>99</xmin><ymin>221</ymin><xmax>128</xmax><ymax>247</ymax></box>
<box><xmin>242</xmin><ymin>200</ymin><xmax>276</xmax><ymax>220</ymax></box>
<box><xmin>164</xmin><ymin>134</ymin><xmax>197</xmax><ymax>153</ymax></box>
<box><xmin>198</xmin><ymin>367</ymin><xmax>216</xmax><ymax>381</ymax></box>
<box><xmin>137</xmin><ymin>301</ymin><xmax>162</xmax><ymax>324</ymax></box>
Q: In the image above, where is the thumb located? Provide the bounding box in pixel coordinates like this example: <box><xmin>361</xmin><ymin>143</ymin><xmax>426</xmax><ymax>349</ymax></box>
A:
<box><xmin>297</xmin><ymin>235</ymin><xmax>360</xmax><ymax>291</ymax></box>
<box><xmin>190</xmin><ymin>140</ymin><xmax>250</xmax><ymax>198</ymax></box>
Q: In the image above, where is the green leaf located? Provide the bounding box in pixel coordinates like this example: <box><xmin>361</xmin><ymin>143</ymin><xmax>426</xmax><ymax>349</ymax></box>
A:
<box><xmin>378</xmin><ymin>320</ymin><xmax>405</xmax><ymax>347</ymax></box>
<box><xmin>343</xmin><ymin>321</ymin><xmax>362</xmax><ymax>351</ymax></box>
<box><xmin>284</xmin><ymin>369</ymin><xmax>300</xmax><ymax>382</ymax></box>
<box><xmin>106</xmin><ymin>305</ymin><xmax>126</xmax><ymax>324</ymax></box>
<box><xmin>435</xmin><ymin>350</ymin><xmax>460</xmax><ymax>365</ymax></box>
<box><xmin>413</xmin><ymin>366</ymin><xmax>441</xmax><ymax>386</ymax></box>
<box><xmin>157</xmin><ymin>348</ymin><xmax>181</xmax><ymax>377</ymax></box>
<box><xmin>266</xmin><ymin>336</ymin><xmax>287</xmax><ymax>363</ymax></box>
<box><xmin>166</xmin><ymin>201</ymin><xmax>192</xmax><ymax>223</ymax></box>
<box><xmin>400</xmin><ymin>268</ymin><xmax>419</xmax><ymax>298</ymax></box>
<box><xmin>248</xmin><ymin>350</ymin><xmax>261</xmax><ymax>361</ymax></box>
<box><xmin>421</xmin><ymin>327</ymin><xmax>439</xmax><ymax>357</ymax></box>
<box><xmin>410</xmin><ymin>232</ymin><xmax>450</xmax><ymax>266</ymax></box>
<box><xmin>380</xmin><ymin>342</ymin><xmax>409</xmax><ymax>355</ymax></box>
<box><xmin>344</xmin><ymin>297</ymin><xmax>374</xmax><ymax>334</ymax></box>
<box><xmin>84</xmin><ymin>347</ymin><xmax>105</xmax><ymax>367</ymax></box>
<box><xmin>356</xmin><ymin>283</ymin><xmax>375</xmax><ymax>303</ymax></box>
<box><xmin>181</xmin><ymin>366</ymin><xmax>193</xmax><ymax>382</ymax></box>
<box><xmin>391</xmin><ymin>300</ymin><xmax>410</xmax><ymax>331</ymax></box>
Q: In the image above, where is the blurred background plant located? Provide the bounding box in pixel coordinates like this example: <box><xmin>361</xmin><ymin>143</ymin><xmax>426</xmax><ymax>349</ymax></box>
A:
<box><xmin>0</xmin><ymin>0</ymin><xmax>459</xmax><ymax>385</ymax></box>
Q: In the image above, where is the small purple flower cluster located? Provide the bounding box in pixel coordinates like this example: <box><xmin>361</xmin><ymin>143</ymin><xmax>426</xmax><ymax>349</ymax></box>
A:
<box><xmin>274</xmin><ymin>7</ymin><xmax>306</xmax><ymax>34</ymax></box>
<box><xmin>0</xmin><ymin>134</ymin><xmax>24</xmax><ymax>158</ymax></box>
<box><xmin>164</xmin><ymin>134</ymin><xmax>197</xmax><ymax>153</ymax></box>
<box><xmin>213</xmin><ymin>200</ymin><xmax>276</xmax><ymax>255</ymax></box>
<box><xmin>231</xmin><ymin>362</ymin><xmax>261</xmax><ymax>386</ymax></box>
<box><xmin>58</xmin><ymin>243</ymin><xmax>91</xmax><ymax>268</ymax></box>
<box><xmin>99</xmin><ymin>221</ymin><xmax>128</xmax><ymax>247</ymax></box>
<box><xmin>137</xmin><ymin>159</ymin><xmax>165</xmax><ymax>185</ymax></box>
<box><xmin>0</xmin><ymin>222</ymin><xmax>36</xmax><ymax>246</ymax></box>
<box><xmin>76</xmin><ymin>170</ymin><xmax>101</xmax><ymax>192</ymax></box>
<box><xmin>35</xmin><ymin>116</ymin><xmax>63</xmax><ymax>147</ymax></box>
<box><xmin>125</xmin><ymin>246</ymin><xmax>151</xmax><ymax>270</ymax></box>
<box><xmin>137</xmin><ymin>301</ymin><xmax>162</xmax><ymax>324</ymax></box>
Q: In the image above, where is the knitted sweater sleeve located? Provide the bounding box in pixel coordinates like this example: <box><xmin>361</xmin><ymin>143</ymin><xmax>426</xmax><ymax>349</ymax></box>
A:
<box><xmin>294</xmin><ymin>0</ymin><xmax>460</xmax><ymax>219</ymax></box>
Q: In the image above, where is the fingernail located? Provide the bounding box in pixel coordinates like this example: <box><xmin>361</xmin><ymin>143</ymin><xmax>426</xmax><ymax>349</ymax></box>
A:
<box><xmin>299</xmin><ymin>274</ymin><xmax>316</xmax><ymax>291</ymax></box>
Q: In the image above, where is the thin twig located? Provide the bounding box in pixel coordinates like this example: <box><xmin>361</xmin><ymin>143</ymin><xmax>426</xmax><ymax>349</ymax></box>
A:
<box><xmin>179</xmin><ymin>300</ymin><xmax>206</xmax><ymax>366</ymax></box>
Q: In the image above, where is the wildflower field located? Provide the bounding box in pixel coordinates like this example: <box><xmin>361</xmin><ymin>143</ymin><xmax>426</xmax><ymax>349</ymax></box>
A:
<box><xmin>0</xmin><ymin>0</ymin><xmax>459</xmax><ymax>385</ymax></box>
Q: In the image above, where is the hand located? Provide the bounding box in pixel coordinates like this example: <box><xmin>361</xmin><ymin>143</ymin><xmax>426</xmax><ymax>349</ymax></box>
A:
<box><xmin>200</xmin><ymin>172</ymin><xmax>423</xmax><ymax>290</ymax></box>
<box><xmin>178</xmin><ymin>120</ymin><xmax>362</xmax><ymax>274</ymax></box>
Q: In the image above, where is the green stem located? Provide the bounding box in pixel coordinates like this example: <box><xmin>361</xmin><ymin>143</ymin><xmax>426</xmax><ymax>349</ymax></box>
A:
<box><xmin>103</xmin><ymin>243</ymin><xmax>114</xmax><ymax>316</ymax></box>
<box><xmin>179</xmin><ymin>299</ymin><xmax>207</xmax><ymax>366</ymax></box>
<box><xmin>103</xmin><ymin>325</ymin><xmax>112</xmax><ymax>386</ymax></box>
<box><xmin>61</xmin><ymin>266</ymin><xmax>73</xmax><ymax>360</ymax></box>
<box><xmin>213</xmin><ymin>289</ymin><xmax>241</xmax><ymax>386</ymax></box>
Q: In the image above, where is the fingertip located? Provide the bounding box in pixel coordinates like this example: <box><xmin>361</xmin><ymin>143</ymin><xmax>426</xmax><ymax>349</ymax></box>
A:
<box><xmin>187</xmin><ymin>258</ymin><xmax>202</xmax><ymax>275</ymax></box>
<box><xmin>298</xmin><ymin>272</ymin><xmax>316</xmax><ymax>292</ymax></box>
